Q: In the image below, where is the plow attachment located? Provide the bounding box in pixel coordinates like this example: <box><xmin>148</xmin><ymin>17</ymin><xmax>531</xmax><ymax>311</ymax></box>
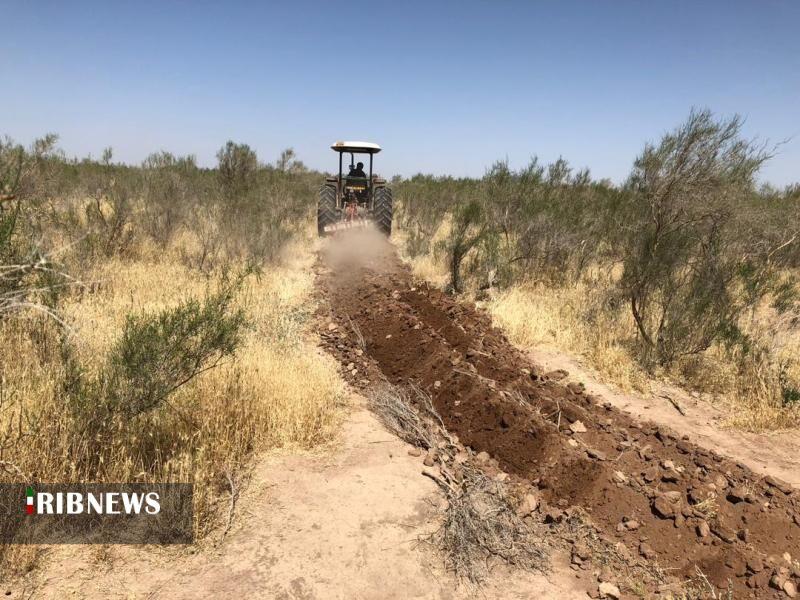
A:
<box><xmin>323</xmin><ymin>217</ymin><xmax>374</xmax><ymax>234</ymax></box>
<box><xmin>318</xmin><ymin>185</ymin><xmax>393</xmax><ymax>237</ymax></box>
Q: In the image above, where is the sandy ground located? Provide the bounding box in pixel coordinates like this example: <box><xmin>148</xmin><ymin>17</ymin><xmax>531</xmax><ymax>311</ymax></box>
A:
<box><xmin>26</xmin><ymin>399</ymin><xmax>585</xmax><ymax>599</ymax></box>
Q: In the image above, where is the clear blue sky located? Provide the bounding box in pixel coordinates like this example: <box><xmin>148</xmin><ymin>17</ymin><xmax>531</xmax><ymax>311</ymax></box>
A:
<box><xmin>2</xmin><ymin>1</ymin><xmax>798</xmax><ymax>185</ymax></box>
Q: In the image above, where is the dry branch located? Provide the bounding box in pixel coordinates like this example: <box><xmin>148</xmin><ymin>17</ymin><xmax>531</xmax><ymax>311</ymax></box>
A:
<box><xmin>368</xmin><ymin>382</ymin><xmax>548</xmax><ymax>584</ymax></box>
<box><xmin>430</xmin><ymin>470</ymin><xmax>549</xmax><ymax>584</ymax></box>
<box><xmin>368</xmin><ymin>384</ymin><xmax>435</xmax><ymax>449</ymax></box>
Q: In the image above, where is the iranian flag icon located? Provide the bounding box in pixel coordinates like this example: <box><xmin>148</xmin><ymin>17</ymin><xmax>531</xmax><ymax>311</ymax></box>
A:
<box><xmin>26</xmin><ymin>486</ymin><xmax>34</xmax><ymax>515</ymax></box>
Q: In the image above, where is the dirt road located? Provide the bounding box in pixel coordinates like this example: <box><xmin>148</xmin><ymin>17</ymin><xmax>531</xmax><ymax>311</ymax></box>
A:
<box><xmin>317</xmin><ymin>231</ymin><xmax>800</xmax><ymax>598</ymax></box>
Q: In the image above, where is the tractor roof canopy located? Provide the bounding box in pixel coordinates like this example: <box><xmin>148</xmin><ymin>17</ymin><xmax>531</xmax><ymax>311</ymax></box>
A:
<box><xmin>331</xmin><ymin>141</ymin><xmax>381</xmax><ymax>154</ymax></box>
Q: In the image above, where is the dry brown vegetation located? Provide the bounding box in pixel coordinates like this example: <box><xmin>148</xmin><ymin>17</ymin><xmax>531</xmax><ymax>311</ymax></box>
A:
<box><xmin>368</xmin><ymin>383</ymin><xmax>548</xmax><ymax>585</ymax></box>
<box><xmin>395</xmin><ymin>109</ymin><xmax>800</xmax><ymax>431</ymax></box>
<box><xmin>0</xmin><ymin>135</ymin><xmax>344</xmax><ymax>574</ymax></box>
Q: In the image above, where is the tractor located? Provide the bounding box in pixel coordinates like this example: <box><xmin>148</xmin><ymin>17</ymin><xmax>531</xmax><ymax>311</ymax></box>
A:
<box><xmin>317</xmin><ymin>141</ymin><xmax>392</xmax><ymax>236</ymax></box>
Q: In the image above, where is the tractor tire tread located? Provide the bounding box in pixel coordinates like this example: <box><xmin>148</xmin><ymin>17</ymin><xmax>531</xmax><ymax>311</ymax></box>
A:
<box><xmin>373</xmin><ymin>187</ymin><xmax>393</xmax><ymax>236</ymax></box>
<box><xmin>318</xmin><ymin>185</ymin><xmax>338</xmax><ymax>236</ymax></box>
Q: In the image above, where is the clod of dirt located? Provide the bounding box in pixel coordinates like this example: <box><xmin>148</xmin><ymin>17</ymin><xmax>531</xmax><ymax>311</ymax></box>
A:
<box><xmin>661</xmin><ymin>469</ymin><xmax>680</xmax><ymax>483</ymax></box>
<box><xmin>697</xmin><ymin>520</ymin><xmax>711</xmax><ymax>538</ymax></box>
<box><xmin>584</xmin><ymin>446</ymin><xmax>607</xmax><ymax>461</ymax></box>
<box><xmin>567</xmin><ymin>382</ymin><xmax>585</xmax><ymax>395</ymax></box>
<box><xmin>625</xmin><ymin>519</ymin><xmax>641</xmax><ymax>531</ymax></box>
<box><xmin>652</xmin><ymin>496</ymin><xmax>675</xmax><ymax>519</ymax></box>
<box><xmin>766</xmin><ymin>476</ymin><xmax>794</xmax><ymax>495</ymax></box>
<box><xmin>516</xmin><ymin>493</ymin><xmax>539</xmax><ymax>516</ymax></box>
<box><xmin>785</xmin><ymin>580</ymin><xmax>798</xmax><ymax>598</ymax></box>
<box><xmin>712</xmin><ymin>521</ymin><xmax>737</xmax><ymax>543</ymax></box>
<box><xmin>727</xmin><ymin>486</ymin><xmax>748</xmax><ymax>503</ymax></box>
<box><xmin>598</xmin><ymin>566</ymin><xmax>615</xmax><ymax>583</ymax></box>
<box><xmin>644</xmin><ymin>467</ymin><xmax>659</xmax><ymax>482</ymax></box>
<box><xmin>546</xmin><ymin>369</ymin><xmax>569</xmax><ymax>381</ymax></box>
<box><xmin>748</xmin><ymin>556</ymin><xmax>765</xmax><ymax>573</ymax></box>
<box><xmin>639</xmin><ymin>542</ymin><xmax>657</xmax><ymax>559</ymax></box>
<box><xmin>569</xmin><ymin>420</ymin><xmax>587</xmax><ymax>434</ymax></box>
<box><xmin>597</xmin><ymin>581</ymin><xmax>621</xmax><ymax>598</ymax></box>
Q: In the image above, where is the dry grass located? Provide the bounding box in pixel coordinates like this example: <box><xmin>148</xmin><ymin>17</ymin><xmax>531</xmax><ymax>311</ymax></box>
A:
<box><xmin>488</xmin><ymin>283</ymin><xmax>800</xmax><ymax>431</ymax></box>
<box><xmin>393</xmin><ymin>218</ymin><xmax>452</xmax><ymax>289</ymax></box>
<box><xmin>0</xmin><ymin>229</ymin><xmax>345</xmax><ymax>571</ymax></box>
<box><xmin>431</xmin><ymin>472</ymin><xmax>548</xmax><ymax>585</ymax></box>
<box><xmin>487</xmin><ymin>283</ymin><xmax>649</xmax><ymax>393</ymax></box>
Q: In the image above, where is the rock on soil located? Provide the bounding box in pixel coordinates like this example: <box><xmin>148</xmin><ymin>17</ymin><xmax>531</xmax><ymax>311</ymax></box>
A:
<box><xmin>652</xmin><ymin>496</ymin><xmax>675</xmax><ymax>519</ymax></box>
<box><xmin>598</xmin><ymin>581</ymin><xmax>621</xmax><ymax>598</ymax></box>
<box><xmin>569</xmin><ymin>420</ymin><xmax>587</xmax><ymax>433</ymax></box>
<box><xmin>517</xmin><ymin>493</ymin><xmax>539</xmax><ymax>516</ymax></box>
<box><xmin>697</xmin><ymin>521</ymin><xmax>711</xmax><ymax>538</ymax></box>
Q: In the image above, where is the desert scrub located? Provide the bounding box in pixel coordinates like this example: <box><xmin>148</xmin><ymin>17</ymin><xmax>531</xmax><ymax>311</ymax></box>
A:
<box><xmin>0</xmin><ymin>135</ymin><xmax>340</xmax><ymax>576</ymax></box>
<box><xmin>0</xmin><ymin>139</ymin><xmax>341</xmax><ymax>562</ymax></box>
<box><xmin>394</xmin><ymin>110</ymin><xmax>800</xmax><ymax>432</ymax></box>
<box><xmin>0</xmin><ymin>240</ymin><xmax>344</xmax><ymax>553</ymax></box>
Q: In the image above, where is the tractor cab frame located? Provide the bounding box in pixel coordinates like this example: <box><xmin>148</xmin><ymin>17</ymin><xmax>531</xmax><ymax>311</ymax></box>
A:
<box><xmin>328</xmin><ymin>141</ymin><xmax>383</xmax><ymax>207</ymax></box>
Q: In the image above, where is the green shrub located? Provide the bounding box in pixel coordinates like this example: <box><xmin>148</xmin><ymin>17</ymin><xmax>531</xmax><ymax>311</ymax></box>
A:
<box><xmin>66</xmin><ymin>280</ymin><xmax>247</xmax><ymax>453</ymax></box>
<box><xmin>443</xmin><ymin>197</ymin><xmax>489</xmax><ymax>293</ymax></box>
<box><xmin>217</xmin><ymin>141</ymin><xmax>258</xmax><ymax>198</ymax></box>
<box><xmin>618</xmin><ymin>109</ymin><xmax>781</xmax><ymax>365</ymax></box>
<box><xmin>105</xmin><ymin>285</ymin><xmax>246</xmax><ymax>417</ymax></box>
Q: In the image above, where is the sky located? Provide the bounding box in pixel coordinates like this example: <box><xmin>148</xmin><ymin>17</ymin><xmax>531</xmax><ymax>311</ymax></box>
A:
<box><xmin>2</xmin><ymin>0</ymin><xmax>799</xmax><ymax>185</ymax></box>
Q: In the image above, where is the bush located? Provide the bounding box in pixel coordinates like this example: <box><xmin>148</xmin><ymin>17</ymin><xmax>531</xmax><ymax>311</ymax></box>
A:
<box><xmin>0</xmin><ymin>136</ymin><xmax>69</xmax><ymax>322</ymax></box>
<box><xmin>66</xmin><ymin>279</ymin><xmax>247</xmax><ymax>449</ymax></box>
<box><xmin>141</xmin><ymin>151</ymin><xmax>199</xmax><ymax>248</ymax></box>
<box><xmin>105</xmin><ymin>284</ymin><xmax>246</xmax><ymax>417</ymax></box>
<box><xmin>618</xmin><ymin>109</ymin><xmax>781</xmax><ymax>365</ymax></box>
<box><xmin>217</xmin><ymin>141</ymin><xmax>258</xmax><ymax>198</ymax></box>
<box><xmin>443</xmin><ymin>197</ymin><xmax>489</xmax><ymax>293</ymax></box>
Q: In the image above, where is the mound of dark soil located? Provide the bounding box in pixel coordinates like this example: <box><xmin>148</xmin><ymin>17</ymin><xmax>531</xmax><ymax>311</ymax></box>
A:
<box><xmin>316</xmin><ymin>234</ymin><xmax>800</xmax><ymax>598</ymax></box>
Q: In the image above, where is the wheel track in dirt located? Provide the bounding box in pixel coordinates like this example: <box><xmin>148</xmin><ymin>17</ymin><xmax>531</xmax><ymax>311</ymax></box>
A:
<box><xmin>316</xmin><ymin>233</ymin><xmax>800</xmax><ymax>598</ymax></box>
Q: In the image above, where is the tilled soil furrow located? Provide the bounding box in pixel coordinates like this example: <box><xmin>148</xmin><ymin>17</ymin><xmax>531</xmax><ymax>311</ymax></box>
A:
<box><xmin>317</xmin><ymin>236</ymin><xmax>800</xmax><ymax>597</ymax></box>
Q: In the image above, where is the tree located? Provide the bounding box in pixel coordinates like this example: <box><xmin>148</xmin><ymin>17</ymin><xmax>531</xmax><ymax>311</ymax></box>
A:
<box><xmin>217</xmin><ymin>141</ymin><xmax>258</xmax><ymax>196</ymax></box>
<box><xmin>444</xmin><ymin>198</ymin><xmax>490</xmax><ymax>293</ymax></box>
<box><xmin>276</xmin><ymin>147</ymin><xmax>305</xmax><ymax>173</ymax></box>
<box><xmin>619</xmin><ymin>109</ymin><xmax>776</xmax><ymax>365</ymax></box>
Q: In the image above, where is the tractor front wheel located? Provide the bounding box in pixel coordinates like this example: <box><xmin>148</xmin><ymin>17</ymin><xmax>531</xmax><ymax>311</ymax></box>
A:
<box><xmin>373</xmin><ymin>187</ymin><xmax>393</xmax><ymax>236</ymax></box>
<box><xmin>318</xmin><ymin>185</ymin><xmax>337</xmax><ymax>236</ymax></box>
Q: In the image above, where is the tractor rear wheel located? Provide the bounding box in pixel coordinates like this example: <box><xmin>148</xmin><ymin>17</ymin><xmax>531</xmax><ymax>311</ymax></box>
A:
<box><xmin>373</xmin><ymin>187</ymin><xmax>393</xmax><ymax>236</ymax></box>
<box><xmin>318</xmin><ymin>185</ymin><xmax>337</xmax><ymax>236</ymax></box>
